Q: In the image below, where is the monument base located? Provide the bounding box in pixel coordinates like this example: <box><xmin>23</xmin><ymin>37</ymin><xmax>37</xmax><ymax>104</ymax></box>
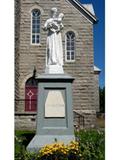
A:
<box><xmin>27</xmin><ymin>135</ymin><xmax>75</xmax><ymax>152</ymax></box>
<box><xmin>45</xmin><ymin>65</ymin><xmax>64</xmax><ymax>74</ymax></box>
<box><xmin>27</xmin><ymin>74</ymin><xmax>75</xmax><ymax>152</ymax></box>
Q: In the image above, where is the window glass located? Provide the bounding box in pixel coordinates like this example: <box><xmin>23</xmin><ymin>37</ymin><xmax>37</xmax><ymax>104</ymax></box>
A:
<box><xmin>65</xmin><ymin>31</ymin><xmax>75</xmax><ymax>61</ymax></box>
<box><xmin>31</xmin><ymin>9</ymin><xmax>40</xmax><ymax>44</ymax></box>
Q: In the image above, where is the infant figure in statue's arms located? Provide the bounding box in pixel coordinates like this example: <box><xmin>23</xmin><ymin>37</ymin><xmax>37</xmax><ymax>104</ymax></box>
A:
<box><xmin>48</xmin><ymin>13</ymin><xmax>64</xmax><ymax>33</ymax></box>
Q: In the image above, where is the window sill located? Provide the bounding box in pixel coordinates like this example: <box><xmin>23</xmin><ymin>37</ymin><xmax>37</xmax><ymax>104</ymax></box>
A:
<box><xmin>15</xmin><ymin>112</ymin><xmax>37</xmax><ymax>115</ymax></box>
<box><xmin>30</xmin><ymin>43</ymin><xmax>42</xmax><ymax>47</ymax></box>
<box><xmin>65</xmin><ymin>60</ymin><xmax>75</xmax><ymax>63</ymax></box>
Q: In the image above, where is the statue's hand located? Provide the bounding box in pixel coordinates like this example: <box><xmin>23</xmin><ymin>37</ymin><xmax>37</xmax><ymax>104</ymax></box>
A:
<box><xmin>56</xmin><ymin>30</ymin><xmax>60</xmax><ymax>34</ymax></box>
<box><xmin>60</xmin><ymin>24</ymin><xmax>64</xmax><ymax>30</ymax></box>
<box><xmin>42</xmin><ymin>24</ymin><xmax>52</xmax><ymax>31</ymax></box>
<box><xmin>42</xmin><ymin>26</ymin><xmax>47</xmax><ymax>31</ymax></box>
<box><xmin>48</xmin><ymin>23</ymin><xmax>52</xmax><ymax>28</ymax></box>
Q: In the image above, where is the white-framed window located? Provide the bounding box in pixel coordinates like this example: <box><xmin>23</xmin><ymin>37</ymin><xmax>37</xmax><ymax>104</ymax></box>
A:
<box><xmin>31</xmin><ymin>9</ymin><xmax>41</xmax><ymax>44</ymax></box>
<box><xmin>65</xmin><ymin>31</ymin><xmax>75</xmax><ymax>62</ymax></box>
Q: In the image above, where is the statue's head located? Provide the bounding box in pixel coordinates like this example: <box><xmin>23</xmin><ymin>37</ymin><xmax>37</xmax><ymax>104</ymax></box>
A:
<box><xmin>51</xmin><ymin>7</ymin><xmax>58</xmax><ymax>18</ymax></box>
<box><xmin>59</xmin><ymin>13</ymin><xmax>64</xmax><ymax>19</ymax></box>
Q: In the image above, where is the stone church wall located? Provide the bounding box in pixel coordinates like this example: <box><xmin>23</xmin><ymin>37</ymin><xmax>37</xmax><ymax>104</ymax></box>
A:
<box><xmin>94</xmin><ymin>72</ymin><xmax>100</xmax><ymax>112</ymax></box>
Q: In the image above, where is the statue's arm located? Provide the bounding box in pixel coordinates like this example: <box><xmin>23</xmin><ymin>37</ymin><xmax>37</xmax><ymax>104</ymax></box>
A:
<box><xmin>43</xmin><ymin>21</ymin><xmax>48</xmax><ymax>31</ymax></box>
<box><xmin>60</xmin><ymin>23</ymin><xmax>64</xmax><ymax>30</ymax></box>
<box><xmin>56</xmin><ymin>23</ymin><xmax>64</xmax><ymax>33</ymax></box>
<box><xmin>43</xmin><ymin>20</ymin><xmax>52</xmax><ymax>31</ymax></box>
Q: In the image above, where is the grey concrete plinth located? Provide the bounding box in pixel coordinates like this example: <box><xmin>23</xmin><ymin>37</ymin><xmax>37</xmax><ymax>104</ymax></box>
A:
<box><xmin>27</xmin><ymin>135</ymin><xmax>75</xmax><ymax>152</ymax></box>
<box><xmin>27</xmin><ymin>73</ymin><xmax>75</xmax><ymax>152</ymax></box>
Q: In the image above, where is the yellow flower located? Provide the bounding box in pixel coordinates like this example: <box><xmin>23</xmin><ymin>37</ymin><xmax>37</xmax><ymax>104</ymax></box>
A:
<box><xmin>39</xmin><ymin>140</ymin><xmax>79</xmax><ymax>157</ymax></box>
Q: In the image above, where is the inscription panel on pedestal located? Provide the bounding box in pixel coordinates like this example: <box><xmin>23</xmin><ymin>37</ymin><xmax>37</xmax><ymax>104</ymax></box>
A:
<box><xmin>45</xmin><ymin>90</ymin><xmax>65</xmax><ymax>118</ymax></box>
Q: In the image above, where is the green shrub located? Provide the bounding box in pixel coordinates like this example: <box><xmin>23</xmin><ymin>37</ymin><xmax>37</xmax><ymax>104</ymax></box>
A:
<box><xmin>24</xmin><ymin>151</ymin><xmax>37</xmax><ymax>160</ymax></box>
<box><xmin>15</xmin><ymin>131</ymin><xmax>35</xmax><ymax>160</ymax></box>
<box><xmin>76</xmin><ymin>130</ymin><xmax>105</xmax><ymax>160</ymax></box>
<box><xmin>15</xmin><ymin>136</ymin><xmax>25</xmax><ymax>160</ymax></box>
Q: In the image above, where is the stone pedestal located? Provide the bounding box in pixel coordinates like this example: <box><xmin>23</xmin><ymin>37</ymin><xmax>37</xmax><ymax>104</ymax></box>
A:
<box><xmin>27</xmin><ymin>74</ymin><xmax>75</xmax><ymax>152</ymax></box>
<box><xmin>45</xmin><ymin>65</ymin><xmax>64</xmax><ymax>74</ymax></box>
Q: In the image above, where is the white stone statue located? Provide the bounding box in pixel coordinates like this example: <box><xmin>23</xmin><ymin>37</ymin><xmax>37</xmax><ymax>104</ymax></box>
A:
<box><xmin>43</xmin><ymin>8</ymin><xmax>64</xmax><ymax>74</ymax></box>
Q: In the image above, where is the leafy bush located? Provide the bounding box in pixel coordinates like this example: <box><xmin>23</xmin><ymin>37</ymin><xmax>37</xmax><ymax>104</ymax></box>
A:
<box><xmin>76</xmin><ymin>130</ymin><xmax>105</xmax><ymax>160</ymax></box>
<box><xmin>15</xmin><ymin>131</ymin><xmax>35</xmax><ymax>160</ymax></box>
<box><xmin>24</xmin><ymin>152</ymin><xmax>37</xmax><ymax>160</ymax></box>
<box><xmin>15</xmin><ymin>135</ymin><xmax>25</xmax><ymax>160</ymax></box>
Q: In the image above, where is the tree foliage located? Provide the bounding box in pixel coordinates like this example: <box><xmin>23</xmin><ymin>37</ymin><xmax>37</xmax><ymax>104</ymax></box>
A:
<box><xmin>99</xmin><ymin>87</ymin><xmax>105</xmax><ymax>113</ymax></box>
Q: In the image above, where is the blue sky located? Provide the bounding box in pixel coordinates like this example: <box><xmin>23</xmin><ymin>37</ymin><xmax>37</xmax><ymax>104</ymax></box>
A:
<box><xmin>80</xmin><ymin>0</ymin><xmax>105</xmax><ymax>88</ymax></box>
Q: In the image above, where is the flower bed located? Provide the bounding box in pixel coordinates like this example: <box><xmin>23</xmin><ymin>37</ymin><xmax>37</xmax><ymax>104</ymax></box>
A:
<box><xmin>15</xmin><ymin>130</ymin><xmax>105</xmax><ymax>160</ymax></box>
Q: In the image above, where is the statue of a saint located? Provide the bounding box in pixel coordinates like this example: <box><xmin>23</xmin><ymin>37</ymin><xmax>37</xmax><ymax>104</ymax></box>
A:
<box><xmin>43</xmin><ymin>8</ymin><xmax>64</xmax><ymax>73</ymax></box>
